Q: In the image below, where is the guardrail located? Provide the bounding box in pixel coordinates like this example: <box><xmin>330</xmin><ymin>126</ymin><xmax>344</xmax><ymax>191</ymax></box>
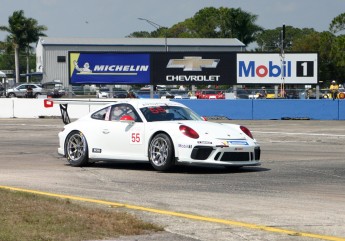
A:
<box><xmin>0</xmin><ymin>98</ymin><xmax>344</xmax><ymax>120</ymax></box>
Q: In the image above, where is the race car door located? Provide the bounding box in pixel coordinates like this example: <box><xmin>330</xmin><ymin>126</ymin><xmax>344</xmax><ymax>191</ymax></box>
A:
<box><xmin>98</xmin><ymin>104</ymin><xmax>146</xmax><ymax>160</ymax></box>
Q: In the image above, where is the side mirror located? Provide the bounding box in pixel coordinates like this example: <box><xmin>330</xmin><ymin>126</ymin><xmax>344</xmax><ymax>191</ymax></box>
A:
<box><xmin>120</xmin><ymin>115</ymin><xmax>135</xmax><ymax>123</ymax></box>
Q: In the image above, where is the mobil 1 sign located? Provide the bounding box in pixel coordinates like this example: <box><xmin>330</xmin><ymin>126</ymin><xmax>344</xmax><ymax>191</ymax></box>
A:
<box><xmin>151</xmin><ymin>52</ymin><xmax>237</xmax><ymax>85</ymax></box>
<box><xmin>237</xmin><ymin>53</ymin><xmax>318</xmax><ymax>84</ymax></box>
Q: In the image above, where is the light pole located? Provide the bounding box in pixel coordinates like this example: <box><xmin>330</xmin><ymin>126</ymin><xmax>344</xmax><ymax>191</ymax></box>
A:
<box><xmin>138</xmin><ymin>18</ymin><xmax>168</xmax><ymax>98</ymax></box>
<box><xmin>280</xmin><ymin>24</ymin><xmax>286</xmax><ymax>98</ymax></box>
<box><xmin>138</xmin><ymin>17</ymin><xmax>168</xmax><ymax>52</ymax></box>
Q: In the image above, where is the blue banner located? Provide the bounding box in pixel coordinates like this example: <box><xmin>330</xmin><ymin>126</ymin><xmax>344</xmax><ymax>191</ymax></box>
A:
<box><xmin>69</xmin><ymin>52</ymin><xmax>151</xmax><ymax>84</ymax></box>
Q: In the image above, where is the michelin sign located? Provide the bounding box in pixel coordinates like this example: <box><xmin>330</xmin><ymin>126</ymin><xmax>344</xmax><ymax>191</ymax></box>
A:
<box><xmin>69</xmin><ymin>52</ymin><xmax>150</xmax><ymax>84</ymax></box>
<box><xmin>237</xmin><ymin>53</ymin><xmax>318</xmax><ymax>84</ymax></box>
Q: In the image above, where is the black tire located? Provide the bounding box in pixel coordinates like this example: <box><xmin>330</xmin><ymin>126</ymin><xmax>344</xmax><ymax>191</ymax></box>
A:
<box><xmin>148</xmin><ymin>133</ymin><xmax>174</xmax><ymax>171</ymax></box>
<box><xmin>65</xmin><ymin>131</ymin><xmax>89</xmax><ymax>167</ymax></box>
<box><xmin>34</xmin><ymin>93</ymin><xmax>41</xmax><ymax>98</ymax></box>
<box><xmin>7</xmin><ymin>92</ymin><xmax>16</xmax><ymax>98</ymax></box>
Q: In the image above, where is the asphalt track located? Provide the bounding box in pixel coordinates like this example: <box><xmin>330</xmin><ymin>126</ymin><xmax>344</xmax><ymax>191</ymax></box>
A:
<box><xmin>0</xmin><ymin>118</ymin><xmax>345</xmax><ymax>241</ymax></box>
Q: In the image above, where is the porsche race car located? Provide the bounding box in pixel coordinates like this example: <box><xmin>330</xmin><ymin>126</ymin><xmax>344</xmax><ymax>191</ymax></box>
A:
<box><xmin>47</xmin><ymin>99</ymin><xmax>261</xmax><ymax>171</ymax></box>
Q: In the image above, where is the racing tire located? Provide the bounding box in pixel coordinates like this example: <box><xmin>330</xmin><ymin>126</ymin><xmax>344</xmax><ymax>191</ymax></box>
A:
<box><xmin>148</xmin><ymin>133</ymin><xmax>174</xmax><ymax>171</ymax></box>
<box><xmin>65</xmin><ymin>131</ymin><xmax>89</xmax><ymax>167</ymax></box>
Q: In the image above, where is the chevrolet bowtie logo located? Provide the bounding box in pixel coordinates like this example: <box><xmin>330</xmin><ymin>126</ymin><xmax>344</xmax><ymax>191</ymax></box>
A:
<box><xmin>166</xmin><ymin>56</ymin><xmax>220</xmax><ymax>71</ymax></box>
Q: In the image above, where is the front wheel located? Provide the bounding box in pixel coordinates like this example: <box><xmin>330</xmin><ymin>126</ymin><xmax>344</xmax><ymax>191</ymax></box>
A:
<box><xmin>148</xmin><ymin>133</ymin><xmax>174</xmax><ymax>171</ymax></box>
<box><xmin>65</xmin><ymin>131</ymin><xmax>89</xmax><ymax>167</ymax></box>
<box><xmin>7</xmin><ymin>92</ymin><xmax>16</xmax><ymax>98</ymax></box>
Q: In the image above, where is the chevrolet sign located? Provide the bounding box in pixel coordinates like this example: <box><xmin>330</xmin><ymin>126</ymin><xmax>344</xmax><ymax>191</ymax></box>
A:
<box><xmin>166</xmin><ymin>56</ymin><xmax>220</xmax><ymax>71</ymax></box>
<box><xmin>151</xmin><ymin>52</ymin><xmax>237</xmax><ymax>85</ymax></box>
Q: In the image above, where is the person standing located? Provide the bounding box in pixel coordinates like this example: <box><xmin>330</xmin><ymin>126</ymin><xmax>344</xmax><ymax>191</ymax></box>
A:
<box><xmin>258</xmin><ymin>87</ymin><xmax>267</xmax><ymax>99</ymax></box>
<box><xmin>329</xmin><ymin>80</ymin><xmax>339</xmax><ymax>100</ymax></box>
<box><xmin>25</xmin><ymin>86</ymin><xmax>34</xmax><ymax>98</ymax></box>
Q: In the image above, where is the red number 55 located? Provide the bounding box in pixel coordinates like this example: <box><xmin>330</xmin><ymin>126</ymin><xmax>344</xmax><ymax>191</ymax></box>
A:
<box><xmin>131</xmin><ymin>133</ymin><xmax>140</xmax><ymax>143</ymax></box>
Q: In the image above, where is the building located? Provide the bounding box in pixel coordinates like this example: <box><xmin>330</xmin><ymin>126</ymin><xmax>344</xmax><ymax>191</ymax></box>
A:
<box><xmin>36</xmin><ymin>37</ymin><xmax>245</xmax><ymax>88</ymax></box>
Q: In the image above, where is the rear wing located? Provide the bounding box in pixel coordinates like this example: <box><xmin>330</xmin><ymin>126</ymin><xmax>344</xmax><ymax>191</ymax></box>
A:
<box><xmin>44</xmin><ymin>98</ymin><xmax>118</xmax><ymax>124</ymax></box>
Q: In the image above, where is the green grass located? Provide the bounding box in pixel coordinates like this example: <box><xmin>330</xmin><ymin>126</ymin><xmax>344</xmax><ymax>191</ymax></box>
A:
<box><xmin>0</xmin><ymin>189</ymin><xmax>162</xmax><ymax>241</ymax></box>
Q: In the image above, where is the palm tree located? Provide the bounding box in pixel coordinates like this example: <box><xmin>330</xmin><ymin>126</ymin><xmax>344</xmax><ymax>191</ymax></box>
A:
<box><xmin>0</xmin><ymin>10</ymin><xmax>47</xmax><ymax>84</ymax></box>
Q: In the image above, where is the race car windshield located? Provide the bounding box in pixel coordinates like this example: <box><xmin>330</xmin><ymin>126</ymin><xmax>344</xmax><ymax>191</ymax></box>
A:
<box><xmin>140</xmin><ymin>105</ymin><xmax>203</xmax><ymax>122</ymax></box>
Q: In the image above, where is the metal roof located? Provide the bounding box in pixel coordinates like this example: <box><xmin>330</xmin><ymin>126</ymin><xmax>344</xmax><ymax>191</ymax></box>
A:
<box><xmin>38</xmin><ymin>37</ymin><xmax>245</xmax><ymax>47</ymax></box>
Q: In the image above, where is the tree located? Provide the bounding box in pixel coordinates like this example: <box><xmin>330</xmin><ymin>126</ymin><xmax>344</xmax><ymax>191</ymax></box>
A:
<box><xmin>329</xmin><ymin>13</ymin><xmax>345</xmax><ymax>81</ymax></box>
<box><xmin>187</xmin><ymin>7</ymin><xmax>221</xmax><ymax>38</ymax></box>
<box><xmin>331</xmin><ymin>35</ymin><xmax>345</xmax><ymax>79</ymax></box>
<box><xmin>329</xmin><ymin>12</ymin><xmax>345</xmax><ymax>34</ymax></box>
<box><xmin>129</xmin><ymin>7</ymin><xmax>262</xmax><ymax>46</ymax></box>
<box><xmin>0</xmin><ymin>10</ymin><xmax>47</xmax><ymax>84</ymax></box>
<box><xmin>219</xmin><ymin>7</ymin><xmax>262</xmax><ymax>45</ymax></box>
<box><xmin>127</xmin><ymin>31</ymin><xmax>152</xmax><ymax>38</ymax></box>
<box><xmin>256</xmin><ymin>26</ymin><xmax>316</xmax><ymax>52</ymax></box>
<box><xmin>170</xmin><ymin>7</ymin><xmax>263</xmax><ymax>45</ymax></box>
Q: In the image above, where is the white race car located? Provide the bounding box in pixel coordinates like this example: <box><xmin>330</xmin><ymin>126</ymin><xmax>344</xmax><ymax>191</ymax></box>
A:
<box><xmin>55</xmin><ymin>99</ymin><xmax>260</xmax><ymax>171</ymax></box>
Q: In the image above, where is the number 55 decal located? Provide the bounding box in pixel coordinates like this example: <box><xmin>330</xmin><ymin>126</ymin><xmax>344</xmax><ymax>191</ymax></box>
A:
<box><xmin>130</xmin><ymin>132</ymin><xmax>142</xmax><ymax>144</ymax></box>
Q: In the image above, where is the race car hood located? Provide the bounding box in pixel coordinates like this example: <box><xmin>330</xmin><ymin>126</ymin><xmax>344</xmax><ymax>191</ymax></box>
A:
<box><xmin>176</xmin><ymin>121</ymin><xmax>247</xmax><ymax>140</ymax></box>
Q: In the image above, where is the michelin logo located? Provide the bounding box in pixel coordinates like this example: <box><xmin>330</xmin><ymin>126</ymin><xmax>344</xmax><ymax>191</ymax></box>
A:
<box><xmin>74</xmin><ymin>61</ymin><xmax>92</xmax><ymax>73</ymax></box>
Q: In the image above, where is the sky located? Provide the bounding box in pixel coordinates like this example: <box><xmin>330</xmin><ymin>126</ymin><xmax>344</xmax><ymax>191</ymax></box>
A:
<box><xmin>0</xmin><ymin>0</ymin><xmax>344</xmax><ymax>43</ymax></box>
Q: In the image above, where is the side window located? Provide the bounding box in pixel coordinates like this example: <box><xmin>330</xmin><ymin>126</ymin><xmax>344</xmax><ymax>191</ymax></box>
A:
<box><xmin>110</xmin><ymin>104</ymin><xmax>141</xmax><ymax>122</ymax></box>
<box><xmin>91</xmin><ymin>106</ymin><xmax>110</xmax><ymax>120</ymax></box>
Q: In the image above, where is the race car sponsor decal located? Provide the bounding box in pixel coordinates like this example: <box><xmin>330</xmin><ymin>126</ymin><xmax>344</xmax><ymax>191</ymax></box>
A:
<box><xmin>92</xmin><ymin>148</ymin><xmax>102</xmax><ymax>153</ymax></box>
<box><xmin>235</xmin><ymin>147</ymin><xmax>244</xmax><ymax>151</ymax></box>
<box><xmin>130</xmin><ymin>132</ymin><xmax>143</xmax><ymax>144</ymax></box>
<box><xmin>197</xmin><ymin>141</ymin><xmax>212</xmax><ymax>144</ymax></box>
<box><xmin>227</xmin><ymin>140</ymin><xmax>249</xmax><ymax>145</ymax></box>
<box><xmin>178</xmin><ymin>144</ymin><xmax>192</xmax><ymax>148</ymax></box>
<box><xmin>141</xmin><ymin>102</ymin><xmax>181</xmax><ymax>107</ymax></box>
<box><xmin>148</xmin><ymin>106</ymin><xmax>166</xmax><ymax>114</ymax></box>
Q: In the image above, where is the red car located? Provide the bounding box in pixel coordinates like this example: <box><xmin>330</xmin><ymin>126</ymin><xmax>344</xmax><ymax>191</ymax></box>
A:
<box><xmin>196</xmin><ymin>89</ymin><xmax>225</xmax><ymax>99</ymax></box>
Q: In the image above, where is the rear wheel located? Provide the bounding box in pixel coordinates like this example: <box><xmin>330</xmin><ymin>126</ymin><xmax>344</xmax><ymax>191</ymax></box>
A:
<box><xmin>65</xmin><ymin>131</ymin><xmax>89</xmax><ymax>167</ymax></box>
<box><xmin>148</xmin><ymin>133</ymin><xmax>174</xmax><ymax>171</ymax></box>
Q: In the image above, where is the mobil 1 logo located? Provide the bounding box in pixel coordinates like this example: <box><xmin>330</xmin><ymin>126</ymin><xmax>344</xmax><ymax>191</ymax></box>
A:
<box><xmin>296</xmin><ymin>61</ymin><xmax>314</xmax><ymax>77</ymax></box>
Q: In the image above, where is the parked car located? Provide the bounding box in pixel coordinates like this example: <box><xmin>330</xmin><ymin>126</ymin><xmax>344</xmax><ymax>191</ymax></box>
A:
<box><xmin>113</xmin><ymin>89</ymin><xmax>130</xmax><ymax>98</ymax></box>
<box><xmin>96</xmin><ymin>87</ymin><xmax>131</xmax><ymax>98</ymax></box>
<box><xmin>41</xmin><ymin>81</ymin><xmax>65</xmax><ymax>98</ymax></box>
<box><xmin>196</xmin><ymin>89</ymin><xmax>225</xmax><ymax>99</ymax></box>
<box><xmin>133</xmin><ymin>90</ymin><xmax>160</xmax><ymax>99</ymax></box>
<box><xmin>6</xmin><ymin>83</ymin><xmax>42</xmax><ymax>98</ymax></box>
<box><xmin>96</xmin><ymin>87</ymin><xmax>111</xmax><ymax>98</ymax></box>
<box><xmin>234</xmin><ymin>89</ymin><xmax>256</xmax><ymax>99</ymax></box>
<box><xmin>159</xmin><ymin>90</ymin><xmax>190</xmax><ymax>99</ymax></box>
